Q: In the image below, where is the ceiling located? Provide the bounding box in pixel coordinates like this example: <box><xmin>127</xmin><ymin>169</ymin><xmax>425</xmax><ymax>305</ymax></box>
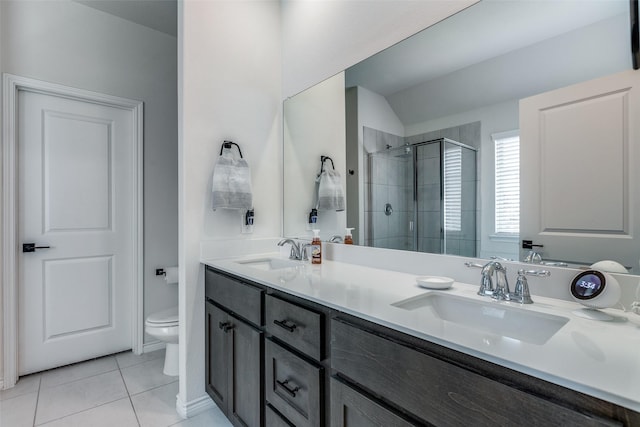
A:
<box><xmin>74</xmin><ymin>0</ymin><xmax>177</xmax><ymax>37</ymax></box>
<box><xmin>346</xmin><ymin>0</ymin><xmax>629</xmax><ymax>97</ymax></box>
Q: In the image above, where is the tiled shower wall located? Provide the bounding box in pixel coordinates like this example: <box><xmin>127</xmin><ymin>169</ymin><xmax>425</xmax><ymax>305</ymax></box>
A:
<box><xmin>363</xmin><ymin>122</ymin><xmax>480</xmax><ymax>256</ymax></box>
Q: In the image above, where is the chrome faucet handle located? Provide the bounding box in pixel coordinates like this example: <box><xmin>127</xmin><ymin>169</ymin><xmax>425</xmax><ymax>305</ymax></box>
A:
<box><xmin>511</xmin><ymin>269</ymin><xmax>550</xmax><ymax>304</ymax></box>
<box><xmin>330</xmin><ymin>235</ymin><xmax>343</xmax><ymax>243</ymax></box>
<box><xmin>540</xmin><ymin>261</ymin><xmax>568</xmax><ymax>267</ymax></box>
<box><xmin>519</xmin><ymin>269</ymin><xmax>551</xmax><ymax>277</ymax></box>
<box><xmin>464</xmin><ymin>262</ymin><xmax>485</xmax><ymax>269</ymax></box>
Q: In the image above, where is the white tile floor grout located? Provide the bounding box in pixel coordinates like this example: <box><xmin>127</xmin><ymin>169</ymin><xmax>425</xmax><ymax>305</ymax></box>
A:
<box><xmin>0</xmin><ymin>349</ymin><xmax>232</xmax><ymax>427</ymax></box>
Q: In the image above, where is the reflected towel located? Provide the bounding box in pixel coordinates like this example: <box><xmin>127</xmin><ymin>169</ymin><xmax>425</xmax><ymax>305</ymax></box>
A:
<box><xmin>212</xmin><ymin>149</ymin><xmax>253</xmax><ymax>210</ymax></box>
<box><xmin>317</xmin><ymin>169</ymin><xmax>345</xmax><ymax>211</ymax></box>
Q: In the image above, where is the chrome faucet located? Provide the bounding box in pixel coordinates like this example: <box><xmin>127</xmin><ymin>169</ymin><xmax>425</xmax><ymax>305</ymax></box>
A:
<box><xmin>466</xmin><ymin>260</ymin><xmax>511</xmax><ymax>300</ymax></box>
<box><xmin>466</xmin><ymin>261</ymin><xmax>550</xmax><ymax>304</ymax></box>
<box><xmin>277</xmin><ymin>239</ymin><xmax>303</xmax><ymax>260</ymax></box>
<box><xmin>330</xmin><ymin>235</ymin><xmax>343</xmax><ymax>243</ymax></box>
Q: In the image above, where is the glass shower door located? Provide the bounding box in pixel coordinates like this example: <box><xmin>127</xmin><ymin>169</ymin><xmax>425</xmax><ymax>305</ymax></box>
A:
<box><xmin>415</xmin><ymin>141</ymin><xmax>442</xmax><ymax>254</ymax></box>
<box><xmin>443</xmin><ymin>140</ymin><xmax>477</xmax><ymax>257</ymax></box>
<box><xmin>414</xmin><ymin>139</ymin><xmax>477</xmax><ymax>256</ymax></box>
<box><xmin>366</xmin><ymin>146</ymin><xmax>415</xmax><ymax>251</ymax></box>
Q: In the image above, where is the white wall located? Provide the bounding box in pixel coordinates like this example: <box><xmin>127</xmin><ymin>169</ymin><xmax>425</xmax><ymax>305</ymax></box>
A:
<box><xmin>0</xmin><ymin>0</ymin><xmax>177</xmax><ymax>385</ymax></box>
<box><xmin>178</xmin><ymin>0</ymin><xmax>282</xmax><ymax>413</ymax></box>
<box><xmin>357</xmin><ymin>86</ymin><xmax>405</xmax><ymax>137</ymax></box>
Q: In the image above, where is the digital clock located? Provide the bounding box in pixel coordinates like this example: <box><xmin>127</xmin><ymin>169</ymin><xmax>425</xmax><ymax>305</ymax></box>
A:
<box><xmin>570</xmin><ymin>269</ymin><xmax>621</xmax><ymax>320</ymax></box>
<box><xmin>571</xmin><ymin>270</ymin><xmax>605</xmax><ymax>300</ymax></box>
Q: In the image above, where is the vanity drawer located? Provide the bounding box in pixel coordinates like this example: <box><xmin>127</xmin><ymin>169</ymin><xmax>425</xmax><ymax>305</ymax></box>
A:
<box><xmin>266</xmin><ymin>294</ymin><xmax>323</xmax><ymax>361</ymax></box>
<box><xmin>205</xmin><ymin>267</ymin><xmax>262</xmax><ymax>326</ymax></box>
<box><xmin>331</xmin><ymin>318</ymin><xmax>616</xmax><ymax>427</ymax></box>
<box><xmin>266</xmin><ymin>339</ymin><xmax>323</xmax><ymax>427</ymax></box>
<box><xmin>266</xmin><ymin>404</ymin><xmax>293</xmax><ymax>427</ymax></box>
<box><xmin>330</xmin><ymin>377</ymin><xmax>415</xmax><ymax>427</ymax></box>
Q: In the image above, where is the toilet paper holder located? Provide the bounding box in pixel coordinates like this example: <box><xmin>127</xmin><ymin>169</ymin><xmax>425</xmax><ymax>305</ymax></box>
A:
<box><xmin>155</xmin><ymin>266</ymin><xmax>179</xmax><ymax>284</ymax></box>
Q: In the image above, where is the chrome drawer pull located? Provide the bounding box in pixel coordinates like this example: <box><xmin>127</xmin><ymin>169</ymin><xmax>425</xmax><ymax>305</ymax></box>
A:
<box><xmin>276</xmin><ymin>379</ymin><xmax>300</xmax><ymax>397</ymax></box>
<box><xmin>273</xmin><ymin>319</ymin><xmax>297</xmax><ymax>332</ymax></box>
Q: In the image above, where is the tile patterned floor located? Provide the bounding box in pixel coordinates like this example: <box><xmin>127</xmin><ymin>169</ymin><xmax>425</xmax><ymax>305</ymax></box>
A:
<box><xmin>0</xmin><ymin>349</ymin><xmax>232</xmax><ymax>427</ymax></box>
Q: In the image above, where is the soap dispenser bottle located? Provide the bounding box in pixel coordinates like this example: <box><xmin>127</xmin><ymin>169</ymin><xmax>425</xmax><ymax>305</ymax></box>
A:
<box><xmin>344</xmin><ymin>228</ymin><xmax>354</xmax><ymax>245</ymax></box>
<box><xmin>311</xmin><ymin>229</ymin><xmax>322</xmax><ymax>264</ymax></box>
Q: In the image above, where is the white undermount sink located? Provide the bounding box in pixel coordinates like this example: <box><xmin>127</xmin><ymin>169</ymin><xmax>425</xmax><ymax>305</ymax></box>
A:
<box><xmin>235</xmin><ymin>257</ymin><xmax>303</xmax><ymax>271</ymax></box>
<box><xmin>392</xmin><ymin>293</ymin><xmax>569</xmax><ymax>345</ymax></box>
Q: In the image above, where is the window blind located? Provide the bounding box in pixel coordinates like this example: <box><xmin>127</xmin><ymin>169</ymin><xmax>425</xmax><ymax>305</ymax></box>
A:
<box><xmin>494</xmin><ymin>133</ymin><xmax>520</xmax><ymax>234</ymax></box>
<box><xmin>444</xmin><ymin>146</ymin><xmax>462</xmax><ymax>232</ymax></box>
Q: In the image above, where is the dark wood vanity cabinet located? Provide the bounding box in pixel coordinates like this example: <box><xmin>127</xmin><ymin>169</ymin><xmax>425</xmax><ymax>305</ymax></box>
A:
<box><xmin>330</xmin><ymin>317</ymin><xmax>636</xmax><ymax>427</ymax></box>
<box><xmin>205</xmin><ymin>268</ymin><xmax>264</xmax><ymax>427</ymax></box>
<box><xmin>205</xmin><ymin>266</ymin><xmax>640</xmax><ymax>427</ymax></box>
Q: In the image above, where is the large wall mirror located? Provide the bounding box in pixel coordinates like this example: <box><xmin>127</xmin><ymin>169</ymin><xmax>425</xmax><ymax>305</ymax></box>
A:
<box><xmin>284</xmin><ymin>0</ymin><xmax>637</xmax><ymax>271</ymax></box>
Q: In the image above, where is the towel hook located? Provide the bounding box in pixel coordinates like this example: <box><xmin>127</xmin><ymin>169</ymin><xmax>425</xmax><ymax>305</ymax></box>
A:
<box><xmin>320</xmin><ymin>155</ymin><xmax>334</xmax><ymax>172</ymax></box>
<box><xmin>220</xmin><ymin>140</ymin><xmax>243</xmax><ymax>158</ymax></box>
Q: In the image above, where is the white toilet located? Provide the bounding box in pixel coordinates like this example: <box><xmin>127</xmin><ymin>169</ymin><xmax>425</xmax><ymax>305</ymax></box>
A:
<box><xmin>145</xmin><ymin>306</ymin><xmax>179</xmax><ymax>376</ymax></box>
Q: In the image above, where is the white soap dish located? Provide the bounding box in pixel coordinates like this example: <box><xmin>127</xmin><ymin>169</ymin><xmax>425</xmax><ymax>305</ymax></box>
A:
<box><xmin>416</xmin><ymin>276</ymin><xmax>454</xmax><ymax>290</ymax></box>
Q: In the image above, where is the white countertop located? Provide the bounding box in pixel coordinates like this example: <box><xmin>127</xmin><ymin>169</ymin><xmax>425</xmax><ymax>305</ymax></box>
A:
<box><xmin>203</xmin><ymin>254</ymin><xmax>640</xmax><ymax>412</ymax></box>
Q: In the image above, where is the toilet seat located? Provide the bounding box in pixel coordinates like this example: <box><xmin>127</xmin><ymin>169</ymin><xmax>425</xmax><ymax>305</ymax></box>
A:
<box><xmin>145</xmin><ymin>306</ymin><xmax>178</xmax><ymax>327</ymax></box>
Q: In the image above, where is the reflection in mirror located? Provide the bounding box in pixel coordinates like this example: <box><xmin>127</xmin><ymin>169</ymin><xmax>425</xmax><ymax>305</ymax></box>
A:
<box><xmin>284</xmin><ymin>0</ymin><xmax>636</xmax><ymax>270</ymax></box>
<box><xmin>365</xmin><ymin>137</ymin><xmax>477</xmax><ymax>256</ymax></box>
<box><xmin>283</xmin><ymin>73</ymin><xmax>346</xmax><ymax>241</ymax></box>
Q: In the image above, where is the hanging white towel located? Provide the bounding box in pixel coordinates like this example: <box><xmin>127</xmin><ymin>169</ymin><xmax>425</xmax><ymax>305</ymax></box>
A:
<box><xmin>212</xmin><ymin>148</ymin><xmax>253</xmax><ymax>210</ymax></box>
<box><xmin>316</xmin><ymin>169</ymin><xmax>345</xmax><ymax>211</ymax></box>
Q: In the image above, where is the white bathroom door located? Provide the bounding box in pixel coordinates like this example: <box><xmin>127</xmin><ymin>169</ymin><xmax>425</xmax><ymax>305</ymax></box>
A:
<box><xmin>520</xmin><ymin>69</ymin><xmax>640</xmax><ymax>269</ymax></box>
<box><xmin>18</xmin><ymin>89</ymin><xmax>136</xmax><ymax>375</ymax></box>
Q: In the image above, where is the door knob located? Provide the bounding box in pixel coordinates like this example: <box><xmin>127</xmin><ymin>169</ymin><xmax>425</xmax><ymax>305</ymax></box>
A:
<box><xmin>22</xmin><ymin>243</ymin><xmax>51</xmax><ymax>253</ymax></box>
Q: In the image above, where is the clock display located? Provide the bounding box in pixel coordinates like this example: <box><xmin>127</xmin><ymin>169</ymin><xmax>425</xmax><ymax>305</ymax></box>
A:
<box><xmin>571</xmin><ymin>270</ymin><xmax>606</xmax><ymax>300</ymax></box>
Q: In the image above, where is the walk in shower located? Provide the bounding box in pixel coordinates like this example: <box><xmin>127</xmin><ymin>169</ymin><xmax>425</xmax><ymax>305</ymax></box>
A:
<box><xmin>365</xmin><ymin>138</ymin><xmax>477</xmax><ymax>256</ymax></box>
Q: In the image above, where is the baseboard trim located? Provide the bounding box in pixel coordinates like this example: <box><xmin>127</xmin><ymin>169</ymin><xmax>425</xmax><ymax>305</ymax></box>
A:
<box><xmin>175</xmin><ymin>393</ymin><xmax>215</xmax><ymax>419</ymax></box>
<box><xmin>143</xmin><ymin>341</ymin><xmax>166</xmax><ymax>354</ymax></box>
